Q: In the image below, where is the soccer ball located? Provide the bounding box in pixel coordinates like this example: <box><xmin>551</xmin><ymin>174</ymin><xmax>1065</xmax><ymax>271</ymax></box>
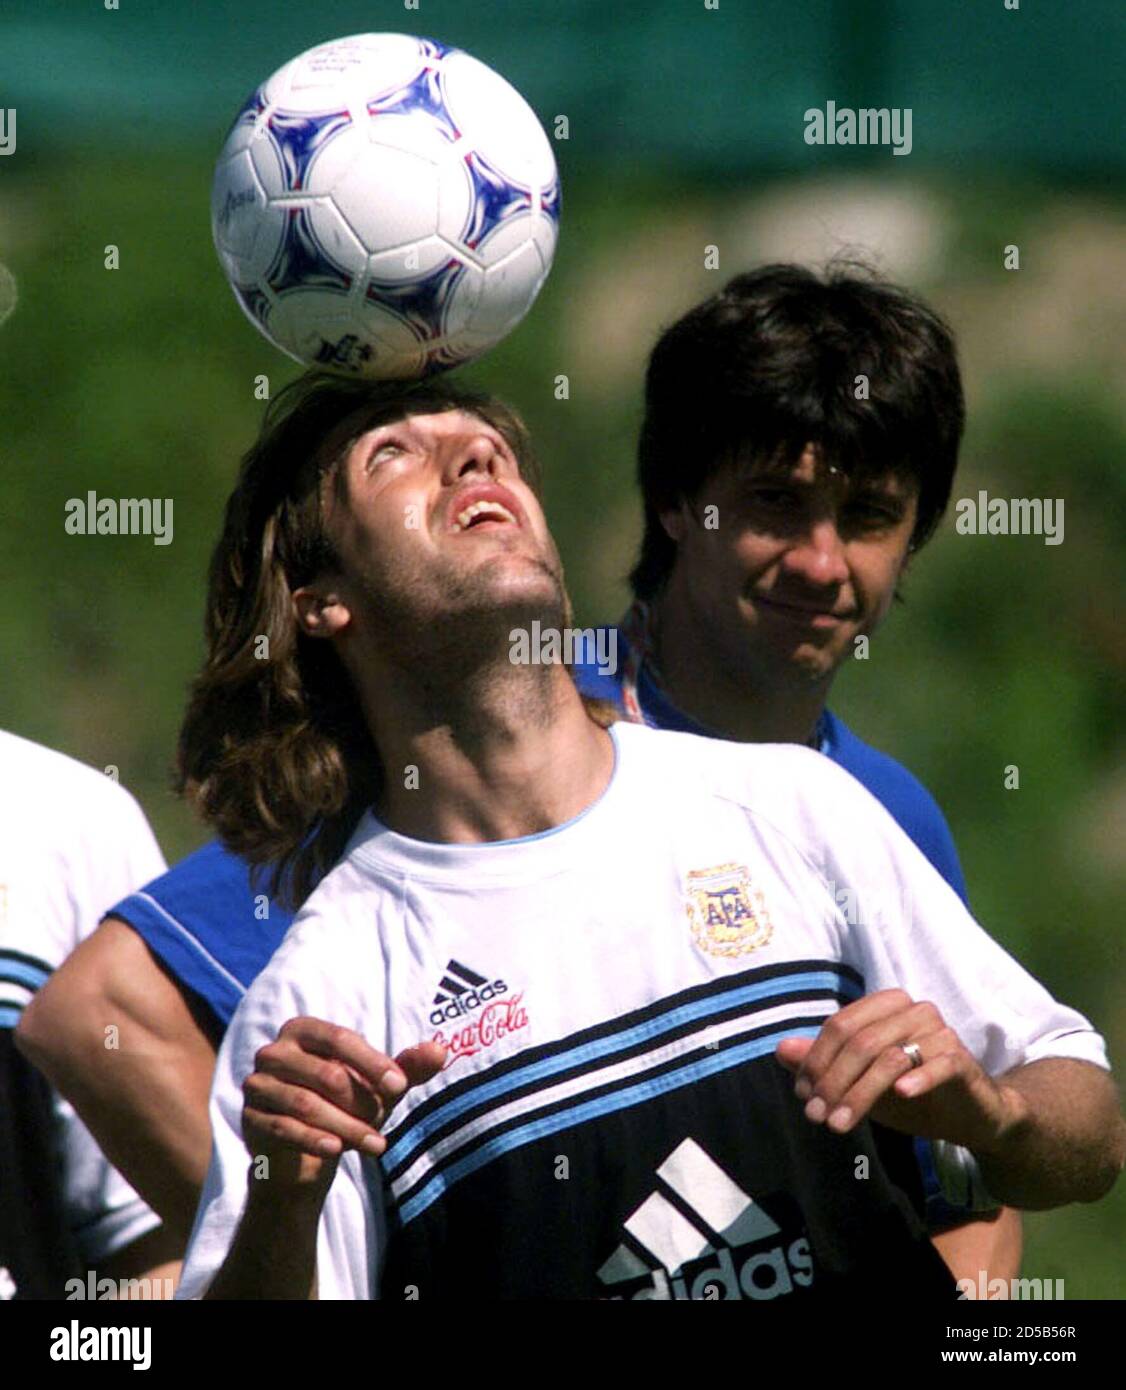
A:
<box><xmin>210</xmin><ymin>33</ymin><xmax>560</xmax><ymax>378</ymax></box>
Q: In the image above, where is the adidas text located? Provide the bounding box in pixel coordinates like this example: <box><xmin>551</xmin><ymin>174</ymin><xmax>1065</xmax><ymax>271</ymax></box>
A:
<box><xmin>429</xmin><ymin>979</ymin><xmax>507</xmax><ymax>1026</ymax></box>
<box><xmin>604</xmin><ymin>1239</ymin><xmax>813</xmax><ymax>1301</ymax></box>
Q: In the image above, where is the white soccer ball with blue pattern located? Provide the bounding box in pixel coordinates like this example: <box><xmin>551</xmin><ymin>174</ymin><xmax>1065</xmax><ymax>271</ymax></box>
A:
<box><xmin>211</xmin><ymin>33</ymin><xmax>560</xmax><ymax>378</ymax></box>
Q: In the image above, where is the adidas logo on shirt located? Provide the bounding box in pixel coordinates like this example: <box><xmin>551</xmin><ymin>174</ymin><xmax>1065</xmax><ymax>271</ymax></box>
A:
<box><xmin>598</xmin><ymin>1139</ymin><xmax>814</xmax><ymax>1301</ymax></box>
<box><xmin>429</xmin><ymin>959</ymin><xmax>509</xmax><ymax>1026</ymax></box>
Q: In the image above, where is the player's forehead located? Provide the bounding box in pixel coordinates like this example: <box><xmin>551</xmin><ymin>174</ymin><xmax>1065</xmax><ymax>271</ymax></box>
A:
<box><xmin>330</xmin><ymin>406</ymin><xmax>508</xmax><ymax>460</ymax></box>
<box><xmin>734</xmin><ymin>441</ymin><xmax>917</xmax><ymax>497</ymax></box>
<box><xmin>366</xmin><ymin>408</ymin><xmax>509</xmax><ymax>445</ymax></box>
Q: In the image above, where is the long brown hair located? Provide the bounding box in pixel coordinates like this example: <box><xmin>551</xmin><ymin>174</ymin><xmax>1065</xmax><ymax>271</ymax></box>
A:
<box><xmin>176</xmin><ymin>371</ymin><xmax>573</xmax><ymax>910</ymax></box>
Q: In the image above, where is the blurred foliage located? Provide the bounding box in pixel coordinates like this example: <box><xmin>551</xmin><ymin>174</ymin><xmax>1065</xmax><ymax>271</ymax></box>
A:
<box><xmin>0</xmin><ymin>144</ymin><xmax>1123</xmax><ymax>1296</ymax></box>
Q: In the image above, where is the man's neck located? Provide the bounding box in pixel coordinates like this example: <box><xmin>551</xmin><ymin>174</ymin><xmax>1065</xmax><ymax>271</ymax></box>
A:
<box><xmin>650</xmin><ymin>594</ymin><xmax>830</xmax><ymax>746</ymax></box>
<box><xmin>362</xmin><ymin>662</ymin><xmax>614</xmax><ymax>845</ymax></box>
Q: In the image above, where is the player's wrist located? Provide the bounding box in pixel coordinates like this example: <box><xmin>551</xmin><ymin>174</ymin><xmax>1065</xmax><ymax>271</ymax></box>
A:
<box><xmin>243</xmin><ymin>1157</ymin><xmax>333</xmax><ymax>1216</ymax></box>
<box><xmin>967</xmin><ymin>1082</ymin><xmax>1031</xmax><ymax>1161</ymax></box>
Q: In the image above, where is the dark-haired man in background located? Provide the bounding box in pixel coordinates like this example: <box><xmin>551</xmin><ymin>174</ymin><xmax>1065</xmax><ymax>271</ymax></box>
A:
<box><xmin>23</xmin><ymin>265</ymin><xmax>1023</xmax><ymax>1282</ymax></box>
<box><xmin>579</xmin><ymin>263</ymin><xmax>965</xmax><ymax>885</ymax></box>
<box><xmin>573</xmin><ymin>263</ymin><xmax>1015</xmax><ymax>1270</ymax></box>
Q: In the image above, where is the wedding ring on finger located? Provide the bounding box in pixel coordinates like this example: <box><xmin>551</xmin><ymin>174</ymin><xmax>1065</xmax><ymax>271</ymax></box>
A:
<box><xmin>900</xmin><ymin>1041</ymin><xmax>924</xmax><ymax>1069</ymax></box>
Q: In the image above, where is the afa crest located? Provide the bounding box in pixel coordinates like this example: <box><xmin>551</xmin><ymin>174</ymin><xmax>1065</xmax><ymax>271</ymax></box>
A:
<box><xmin>686</xmin><ymin>863</ymin><xmax>773</xmax><ymax>958</ymax></box>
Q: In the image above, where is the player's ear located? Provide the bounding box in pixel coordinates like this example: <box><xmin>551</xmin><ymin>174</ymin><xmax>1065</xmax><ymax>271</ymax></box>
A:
<box><xmin>292</xmin><ymin>580</ymin><xmax>352</xmax><ymax>639</ymax></box>
<box><xmin>658</xmin><ymin>499</ymin><xmax>688</xmax><ymax>543</ymax></box>
<box><xmin>889</xmin><ymin>542</ymin><xmax>916</xmax><ymax>607</ymax></box>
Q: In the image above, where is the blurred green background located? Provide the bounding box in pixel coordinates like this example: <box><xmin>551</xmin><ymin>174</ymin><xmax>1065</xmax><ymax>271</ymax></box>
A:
<box><xmin>1</xmin><ymin>0</ymin><xmax>1123</xmax><ymax>1295</ymax></box>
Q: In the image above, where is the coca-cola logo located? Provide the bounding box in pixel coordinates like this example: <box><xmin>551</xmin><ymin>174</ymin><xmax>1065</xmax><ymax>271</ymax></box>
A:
<box><xmin>433</xmin><ymin>993</ymin><xmax>529</xmax><ymax>1067</ymax></box>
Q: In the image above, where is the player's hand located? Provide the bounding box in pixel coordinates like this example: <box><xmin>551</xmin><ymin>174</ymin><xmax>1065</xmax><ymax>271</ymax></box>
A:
<box><xmin>240</xmin><ymin>1016</ymin><xmax>446</xmax><ymax>1190</ymax></box>
<box><xmin>774</xmin><ymin>990</ymin><xmax>1020</xmax><ymax>1153</ymax></box>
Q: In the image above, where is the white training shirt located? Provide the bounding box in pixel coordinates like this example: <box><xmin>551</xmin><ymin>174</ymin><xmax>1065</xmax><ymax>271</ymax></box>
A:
<box><xmin>0</xmin><ymin>730</ymin><xmax>166</xmax><ymax>1272</ymax></box>
<box><xmin>180</xmin><ymin>722</ymin><xmax>1108</xmax><ymax>1301</ymax></box>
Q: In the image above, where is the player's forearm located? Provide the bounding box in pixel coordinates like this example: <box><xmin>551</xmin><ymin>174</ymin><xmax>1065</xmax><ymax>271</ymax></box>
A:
<box><xmin>17</xmin><ymin>1024</ymin><xmax>211</xmax><ymax>1242</ymax></box>
<box><xmin>100</xmin><ymin>1224</ymin><xmax>186</xmax><ymax>1292</ymax></box>
<box><xmin>204</xmin><ymin>1175</ymin><xmax>322</xmax><ymax>1300</ymax></box>
<box><xmin>971</xmin><ymin>1059</ymin><xmax>1126</xmax><ymax>1209</ymax></box>
<box><xmin>930</xmin><ymin>1206</ymin><xmax>1022</xmax><ymax>1286</ymax></box>
<box><xmin>14</xmin><ymin>917</ymin><xmax>219</xmax><ymax>1241</ymax></box>
<box><xmin>78</xmin><ymin>1087</ymin><xmax>206</xmax><ymax>1242</ymax></box>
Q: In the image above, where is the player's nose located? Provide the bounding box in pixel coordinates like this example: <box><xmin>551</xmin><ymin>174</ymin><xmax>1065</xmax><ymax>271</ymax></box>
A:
<box><xmin>780</xmin><ymin>519</ymin><xmax>851</xmax><ymax>587</ymax></box>
<box><xmin>443</xmin><ymin>430</ymin><xmax>502</xmax><ymax>483</ymax></box>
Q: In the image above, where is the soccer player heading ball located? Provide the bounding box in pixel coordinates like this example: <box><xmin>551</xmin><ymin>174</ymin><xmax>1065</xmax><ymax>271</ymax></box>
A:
<box><xmin>21</xmin><ymin>265</ymin><xmax>1124</xmax><ymax>1299</ymax></box>
<box><xmin>163</xmin><ymin>316</ymin><xmax>1121</xmax><ymax>1298</ymax></box>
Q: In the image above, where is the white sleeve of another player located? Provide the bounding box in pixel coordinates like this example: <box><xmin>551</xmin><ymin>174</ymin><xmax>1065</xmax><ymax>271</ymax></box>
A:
<box><xmin>797</xmin><ymin>755</ymin><xmax>1110</xmax><ymax>1077</ymax></box>
<box><xmin>58</xmin><ymin>1101</ymin><xmax>165</xmax><ymax>1266</ymax></box>
<box><xmin>178</xmin><ymin>922</ymin><xmax>384</xmax><ymax>1300</ymax></box>
<box><xmin>85</xmin><ymin>781</ymin><xmax>167</xmax><ymax>927</ymax></box>
<box><xmin>57</xmin><ymin>773</ymin><xmax>168</xmax><ymax>1263</ymax></box>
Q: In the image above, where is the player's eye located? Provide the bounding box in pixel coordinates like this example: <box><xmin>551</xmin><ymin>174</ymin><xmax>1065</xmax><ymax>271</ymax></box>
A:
<box><xmin>749</xmin><ymin>486</ymin><xmax>801</xmax><ymax>509</ymax></box>
<box><xmin>845</xmin><ymin>499</ymin><xmax>902</xmax><ymax>527</ymax></box>
<box><xmin>368</xmin><ymin>441</ymin><xmax>405</xmax><ymax>469</ymax></box>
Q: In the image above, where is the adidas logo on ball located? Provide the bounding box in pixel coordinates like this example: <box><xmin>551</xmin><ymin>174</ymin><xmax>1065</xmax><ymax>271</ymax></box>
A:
<box><xmin>429</xmin><ymin>959</ymin><xmax>508</xmax><ymax>1026</ymax></box>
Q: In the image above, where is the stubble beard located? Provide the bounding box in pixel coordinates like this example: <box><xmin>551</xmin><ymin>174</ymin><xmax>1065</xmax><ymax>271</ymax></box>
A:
<box><xmin>354</xmin><ymin>544</ymin><xmax>572</xmax><ymax>723</ymax></box>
